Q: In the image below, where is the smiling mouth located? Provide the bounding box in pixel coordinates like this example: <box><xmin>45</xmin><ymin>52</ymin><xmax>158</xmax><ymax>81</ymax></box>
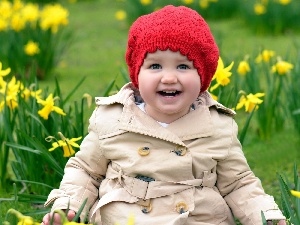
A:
<box><xmin>158</xmin><ymin>90</ymin><xmax>181</xmax><ymax>97</ymax></box>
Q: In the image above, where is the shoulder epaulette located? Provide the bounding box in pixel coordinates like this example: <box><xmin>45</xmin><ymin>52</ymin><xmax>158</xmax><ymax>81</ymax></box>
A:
<box><xmin>213</xmin><ymin>103</ymin><xmax>236</xmax><ymax>117</ymax></box>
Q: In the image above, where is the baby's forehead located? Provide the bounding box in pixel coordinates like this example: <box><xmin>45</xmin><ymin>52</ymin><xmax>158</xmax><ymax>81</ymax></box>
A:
<box><xmin>144</xmin><ymin>49</ymin><xmax>191</xmax><ymax>61</ymax></box>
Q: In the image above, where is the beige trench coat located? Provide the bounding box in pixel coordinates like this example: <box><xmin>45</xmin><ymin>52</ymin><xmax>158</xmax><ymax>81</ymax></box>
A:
<box><xmin>45</xmin><ymin>83</ymin><xmax>285</xmax><ymax>225</ymax></box>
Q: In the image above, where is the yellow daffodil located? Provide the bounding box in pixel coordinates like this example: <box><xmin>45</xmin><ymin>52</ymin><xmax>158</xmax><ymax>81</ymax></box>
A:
<box><xmin>254</xmin><ymin>3</ymin><xmax>266</xmax><ymax>15</ymax></box>
<box><xmin>0</xmin><ymin>62</ymin><xmax>11</xmax><ymax>77</ymax></box>
<box><xmin>21</xmin><ymin>87</ymin><xmax>31</xmax><ymax>100</ymax></box>
<box><xmin>83</xmin><ymin>93</ymin><xmax>92</xmax><ymax>108</ymax></box>
<box><xmin>291</xmin><ymin>190</ymin><xmax>300</xmax><ymax>198</ymax></box>
<box><xmin>17</xmin><ymin>216</ymin><xmax>39</xmax><ymax>225</ymax></box>
<box><xmin>115</xmin><ymin>214</ymin><xmax>135</xmax><ymax>225</ymax></box>
<box><xmin>5</xmin><ymin>94</ymin><xmax>18</xmax><ymax>110</ymax></box>
<box><xmin>199</xmin><ymin>0</ymin><xmax>218</xmax><ymax>8</ymax></box>
<box><xmin>15</xmin><ymin>83</ymin><xmax>42</xmax><ymax>102</ymax></box>
<box><xmin>64</xmin><ymin>222</ymin><xmax>92</xmax><ymax>225</ymax></box>
<box><xmin>52</xmin><ymin>209</ymin><xmax>94</xmax><ymax>225</ymax></box>
<box><xmin>182</xmin><ymin>0</ymin><xmax>194</xmax><ymax>4</ymax></box>
<box><xmin>140</xmin><ymin>0</ymin><xmax>152</xmax><ymax>5</ymax></box>
<box><xmin>24</xmin><ymin>40</ymin><xmax>40</xmax><ymax>56</ymax></box>
<box><xmin>12</xmin><ymin>0</ymin><xmax>24</xmax><ymax>11</ymax></box>
<box><xmin>11</xmin><ymin>13</ymin><xmax>26</xmax><ymax>31</ymax></box>
<box><xmin>0</xmin><ymin>2</ymin><xmax>11</xmax><ymax>30</ymax></box>
<box><xmin>237</xmin><ymin>60</ymin><xmax>251</xmax><ymax>76</ymax></box>
<box><xmin>127</xmin><ymin>214</ymin><xmax>135</xmax><ymax>225</ymax></box>
<box><xmin>48</xmin><ymin>132</ymin><xmax>82</xmax><ymax>157</ymax></box>
<box><xmin>0</xmin><ymin>101</ymin><xmax>4</xmax><ymax>112</ymax></box>
<box><xmin>278</xmin><ymin>0</ymin><xmax>291</xmax><ymax>5</ymax></box>
<box><xmin>31</xmin><ymin>88</ymin><xmax>43</xmax><ymax>100</ymax></box>
<box><xmin>0</xmin><ymin>79</ymin><xmax>5</xmax><ymax>89</ymax></box>
<box><xmin>7</xmin><ymin>209</ymin><xmax>40</xmax><ymax>225</ymax></box>
<box><xmin>0</xmin><ymin>77</ymin><xmax>21</xmax><ymax>110</ymax></box>
<box><xmin>40</xmin><ymin>4</ymin><xmax>69</xmax><ymax>33</ymax></box>
<box><xmin>271</xmin><ymin>59</ymin><xmax>293</xmax><ymax>75</ymax></box>
<box><xmin>0</xmin><ymin>1</ymin><xmax>13</xmax><ymax>19</ymax></box>
<box><xmin>37</xmin><ymin>93</ymin><xmax>66</xmax><ymax>120</ymax></box>
<box><xmin>0</xmin><ymin>18</ymin><xmax>8</xmax><ymax>31</ymax></box>
<box><xmin>115</xmin><ymin>10</ymin><xmax>127</xmax><ymax>21</ymax></box>
<box><xmin>255</xmin><ymin>50</ymin><xmax>275</xmax><ymax>63</ymax></box>
<box><xmin>21</xmin><ymin>3</ymin><xmax>39</xmax><ymax>24</ymax></box>
<box><xmin>199</xmin><ymin>0</ymin><xmax>209</xmax><ymax>8</ymax></box>
<box><xmin>210</xmin><ymin>57</ymin><xmax>234</xmax><ymax>92</ymax></box>
<box><xmin>236</xmin><ymin>92</ymin><xmax>265</xmax><ymax>113</ymax></box>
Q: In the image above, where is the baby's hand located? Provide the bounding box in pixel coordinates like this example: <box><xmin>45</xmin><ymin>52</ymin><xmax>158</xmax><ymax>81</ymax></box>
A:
<box><xmin>267</xmin><ymin>220</ymin><xmax>286</xmax><ymax>225</ymax></box>
<box><xmin>42</xmin><ymin>210</ymin><xmax>76</xmax><ymax>225</ymax></box>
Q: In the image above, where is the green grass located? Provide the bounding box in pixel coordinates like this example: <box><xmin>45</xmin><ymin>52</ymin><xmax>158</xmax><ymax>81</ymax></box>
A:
<box><xmin>0</xmin><ymin>183</ymin><xmax>36</xmax><ymax>222</ymax></box>
<box><xmin>243</xmin><ymin>127</ymin><xmax>300</xmax><ymax>199</ymax></box>
<box><xmin>1</xmin><ymin>0</ymin><xmax>300</xmax><ymax>221</ymax></box>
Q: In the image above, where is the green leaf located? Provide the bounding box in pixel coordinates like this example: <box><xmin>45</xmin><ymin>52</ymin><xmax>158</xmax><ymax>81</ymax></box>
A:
<box><xmin>17</xmin><ymin>193</ymin><xmax>47</xmax><ymax>203</ymax></box>
<box><xmin>294</xmin><ymin>163</ymin><xmax>300</xmax><ymax>222</ymax></box>
<box><xmin>102</xmin><ymin>79</ymin><xmax>116</xmax><ymax>97</ymax></box>
<box><xmin>62</xmin><ymin>76</ymin><xmax>86</xmax><ymax>106</ymax></box>
<box><xmin>14</xmin><ymin>130</ymin><xmax>64</xmax><ymax>176</ymax></box>
<box><xmin>278</xmin><ymin>174</ymin><xmax>296</xmax><ymax>222</ymax></box>
<box><xmin>23</xmin><ymin>208</ymin><xmax>50</xmax><ymax>217</ymax></box>
<box><xmin>72</xmin><ymin>198</ymin><xmax>88</xmax><ymax>222</ymax></box>
<box><xmin>261</xmin><ymin>211</ymin><xmax>267</xmax><ymax>225</ymax></box>
<box><xmin>15</xmin><ymin>180</ymin><xmax>55</xmax><ymax>190</ymax></box>
<box><xmin>238</xmin><ymin>107</ymin><xmax>255</xmax><ymax>145</ymax></box>
<box><xmin>5</xmin><ymin>142</ymin><xmax>41</xmax><ymax>154</ymax></box>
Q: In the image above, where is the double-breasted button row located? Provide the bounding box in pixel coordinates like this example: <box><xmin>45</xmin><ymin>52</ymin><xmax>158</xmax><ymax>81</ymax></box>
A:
<box><xmin>138</xmin><ymin>145</ymin><xmax>187</xmax><ymax>156</ymax></box>
<box><xmin>137</xmin><ymin>199</ymin><xmax>188</xmax><ymax>214</ymax></box>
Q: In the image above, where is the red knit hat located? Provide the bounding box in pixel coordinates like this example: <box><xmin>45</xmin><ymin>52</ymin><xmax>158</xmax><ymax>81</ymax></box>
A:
<box><xmin>125</xmin><ymin>5</ymin><xmax>219</xmax><ymax>93</ymax></box>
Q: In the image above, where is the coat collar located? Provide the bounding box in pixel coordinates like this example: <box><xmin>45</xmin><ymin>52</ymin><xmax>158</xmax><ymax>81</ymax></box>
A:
<box><xmin>95</xmin><ymin>83</ymin><xmax>234</xmax><ymax>146</ymax></box>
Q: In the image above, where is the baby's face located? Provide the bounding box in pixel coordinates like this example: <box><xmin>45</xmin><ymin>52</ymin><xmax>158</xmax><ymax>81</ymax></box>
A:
<box><xmin>138</xmin><ymin>49</ymin><xmax>201</xmax><ymax>123</ymax></box>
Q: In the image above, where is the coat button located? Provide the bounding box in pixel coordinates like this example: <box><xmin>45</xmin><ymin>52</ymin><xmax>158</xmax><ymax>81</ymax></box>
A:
<box><xmin>137</xmin><ymin>199</ymin><xmax>152</xmax><ymax>213</ymax></box>
<box><xmin>173</xmin><ymin>145</ymin><xmax>187</xmax><ymax>156</ymax></box>
<box><xmin>141</xmin><ymin>203</ymin><xmax>152</xmax><ymax>213</ymax></box>
<box><xmin>138</xmin><ymin>146</ymin><xmax>150</xmax><ymax>156</ymax></box>
<box><xmin>176</xmin><ymin>201</ymin><xmax>188</xmax><ymax>214</ymax></box>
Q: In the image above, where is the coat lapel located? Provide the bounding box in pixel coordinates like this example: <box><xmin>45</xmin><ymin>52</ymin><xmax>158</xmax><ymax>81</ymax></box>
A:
<box><xmin>119</xmin><ymin>100</ymin><xmax>186</xmax><ymax>146</ymax></box>
<box><xmin>119</xmin><ymin>99</ymin><xmax>214</xmax><ymax>145</ymax></box>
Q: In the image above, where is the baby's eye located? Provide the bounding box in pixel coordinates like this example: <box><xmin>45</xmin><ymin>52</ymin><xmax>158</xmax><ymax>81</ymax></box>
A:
<box><xmin>177</xmin><ymin>64</ymin><xmax>190</xmax><ymax>70</ymax></box>
<box><xmin>149</xmin><ymin>64</ymin><xmax>162</xmax><ymax>70</ymax></box>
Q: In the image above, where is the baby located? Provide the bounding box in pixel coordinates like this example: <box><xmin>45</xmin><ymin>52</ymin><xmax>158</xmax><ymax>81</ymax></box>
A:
<box><xmin>42</xmin><ymin>5</ymin><xmax>286</xmax><ymax>225</ymax></box>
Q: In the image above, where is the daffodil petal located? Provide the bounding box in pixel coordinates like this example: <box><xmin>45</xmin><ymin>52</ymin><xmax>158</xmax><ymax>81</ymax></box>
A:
<box><xmin>291</xmin><ymin>190</ymin><xmax>300</xmax><ymax>198</ymax></box>
<box><xmin>53</xmin><ymin>106</ymin><xmax>66</xmax><ymax>116</ymax></box>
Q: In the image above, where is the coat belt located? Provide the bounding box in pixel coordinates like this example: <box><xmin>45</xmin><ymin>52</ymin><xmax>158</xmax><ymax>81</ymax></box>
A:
<box><xmin>106</xmin><ymin>166</ymin><xmax>216</xmax><ymax>200</ymax></box>
<box><xmin>91</xmin><ymin>166</ymin><xmax>216</xmax><ymax>219</ymax></box>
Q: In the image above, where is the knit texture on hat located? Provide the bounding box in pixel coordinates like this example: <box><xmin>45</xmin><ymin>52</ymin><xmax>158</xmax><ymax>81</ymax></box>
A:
<box><xmin>125</xmin><ymin>5</ymin><xmax>219</xmax><ymax>93</ymax></box>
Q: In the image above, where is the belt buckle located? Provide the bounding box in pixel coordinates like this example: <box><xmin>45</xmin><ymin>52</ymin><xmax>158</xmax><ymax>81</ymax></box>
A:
<box><xmin>135</xmin><ymin>175</ymin><xmax>155</xmax><ymax>182</ymax></box>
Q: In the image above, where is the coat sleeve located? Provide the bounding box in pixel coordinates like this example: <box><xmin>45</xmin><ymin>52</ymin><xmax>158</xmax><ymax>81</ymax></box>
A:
<box><xmin>216</xmin><ymin>117</ymin><xmax>285</xmax><ymax>224</ymax></box>
<box><xmin>44</xmin><ymin>107</ymin><xmax>110</xmax><ymax>218</ymax></box>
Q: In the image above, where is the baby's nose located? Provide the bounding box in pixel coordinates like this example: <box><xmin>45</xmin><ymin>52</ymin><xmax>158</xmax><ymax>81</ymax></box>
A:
<box><xmin>161</xmin><ymin>72</ymin><xmax>178</xmax><ymax>83</ymax></box>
